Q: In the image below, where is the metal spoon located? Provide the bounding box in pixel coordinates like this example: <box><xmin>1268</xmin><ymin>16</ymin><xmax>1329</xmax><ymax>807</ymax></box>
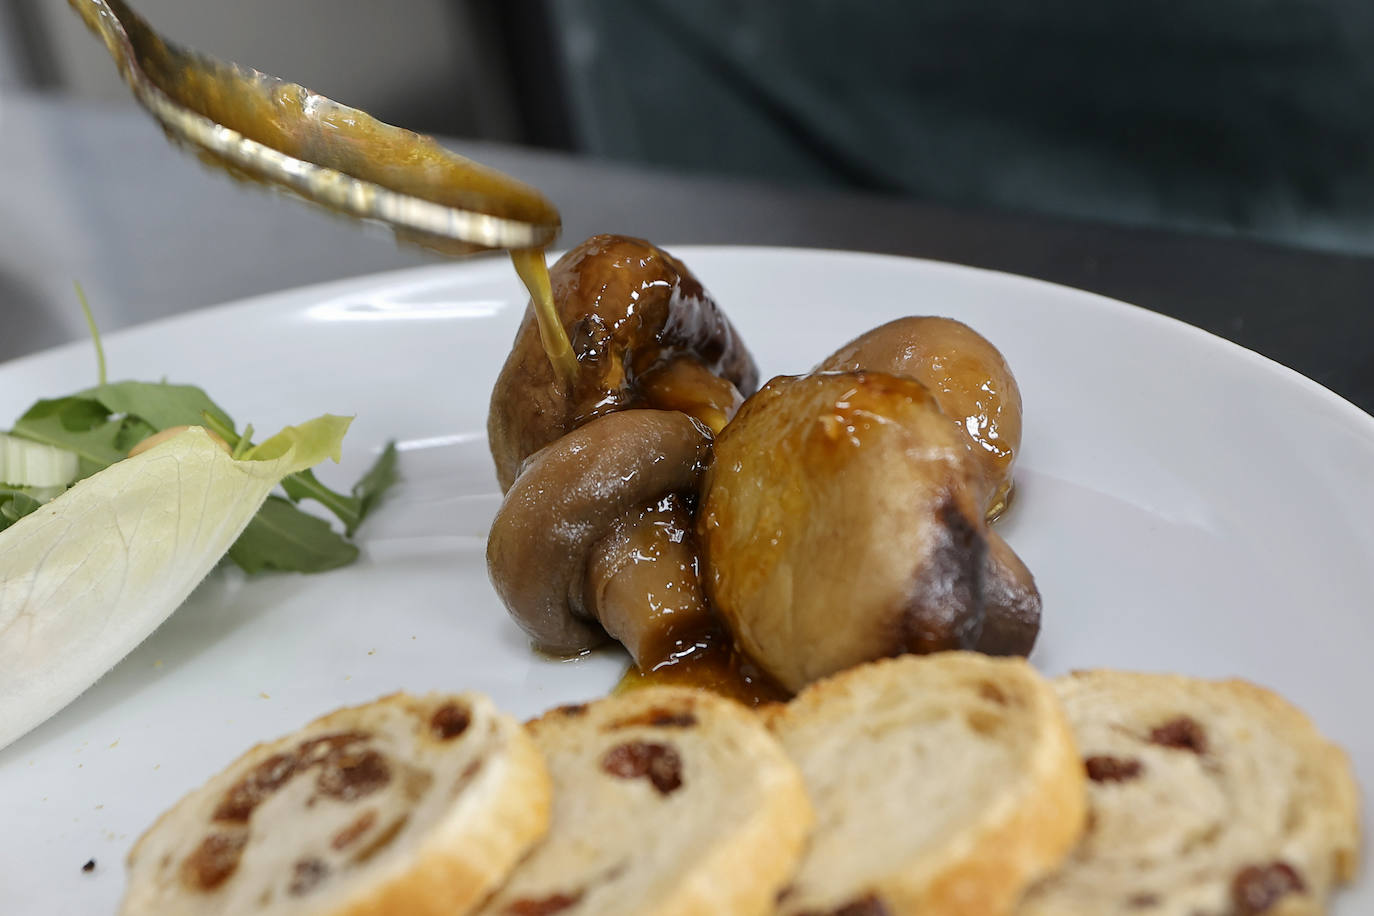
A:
<box><xmin>68</xmin><ymin>0</ymin><xmax>561</xmax><ymax>254</ymax></box>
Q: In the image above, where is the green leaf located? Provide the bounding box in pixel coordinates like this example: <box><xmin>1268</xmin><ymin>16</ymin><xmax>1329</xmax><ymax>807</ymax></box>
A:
<box><xmin>10</xmin><ymin>397</ymin><xmax>127</xmax><ymax>477</ymax></box>
<box><xmin>0</xmin><ymin>488</ymin><xmax>44</xmax><ymax>532</ymax></box>
<box><xmin>277</xmin><ymin>440</ymin><xmax>398</xmax><ymax>537</ymax></box>
<box><xmin>228</xmin><ymin>495</ymin><xmax>359</xmax><ymax>574</ymax></box>
<box><xmin>80</xmin><ymin>380</ymin><xmax>235</xmax><ymax>434</ymax></box>
<box><xmin>113</xmin><ymin>417</ymin><xmax>158</xmax><ymax>455</ymax></box>
<box><xmin>0</xmin><ymin>418</ymin><xmax>352</xmax><ymax>749</ymax></box>
<box><xmin>353</xmin><ymin>440</ymin><xmax>399</xmax><ymax>523</ymax></box>
<box><xmin>280</xmin><ymin>469</ymin><xmax>360</xmax><ymax>531</ymax></box>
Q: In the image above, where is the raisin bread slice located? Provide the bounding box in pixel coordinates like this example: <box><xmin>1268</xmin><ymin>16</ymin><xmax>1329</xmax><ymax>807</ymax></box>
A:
<box><xmin>474</xmin><ymin>686</ymin><xmax>812</xmax><ymax>916</ymax></box>
<box><xmin>767</xmin><ymin>652</ymin><xmax>1086</xmax><ymax>916</ymax></box>
<box><xmin>1017</xmin><ymin>670</ymin><xmax>1361</xmax><ymax>916</ymax></box>
<box><xmin>120</xmin><ymin>692</ymin><xmax>551</xmax><ymax>916</ymax></box>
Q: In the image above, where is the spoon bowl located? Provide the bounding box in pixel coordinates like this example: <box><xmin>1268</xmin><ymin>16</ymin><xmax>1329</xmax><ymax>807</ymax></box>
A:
<box><xmin>69</xmin><ymin>0</ymin><xmax>562</xmax><ymax>254</ymax></box>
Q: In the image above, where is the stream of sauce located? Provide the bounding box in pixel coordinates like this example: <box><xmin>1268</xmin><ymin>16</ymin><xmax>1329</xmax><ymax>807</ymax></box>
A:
<box><xmin>510</xmin><ymin>248</ymin><xmax>578</xmax><ymax>390</ymax></box>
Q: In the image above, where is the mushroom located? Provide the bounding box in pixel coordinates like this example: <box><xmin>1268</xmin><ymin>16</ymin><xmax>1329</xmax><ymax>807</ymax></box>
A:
<box><xmin>819</xmin><ymin>316</ymin><xmax>1041</xmax><ymax>658</ymax></box>
<box><xmin>978</xmin><ymin>532</ymin><xmax>1041</xmax><ymax>656</ymax></box>
<box><xmin>486</xmin><ymin>409</ymin><xmax>714</xmax><ymax>659</ymax></box>
<box><xmin>698</xmin><ymin>371</ymin><xmax>989</xmax><ymax>692</ymax></box>
<box><xmin>819</xmin><ymin>316</ymin><xmax>1021</xmax><ymax>518</ymax></box>
<box><xmin>488</xmin><ymin>234</ymin><xmax>758</xmax><ymax>493</ymax></box>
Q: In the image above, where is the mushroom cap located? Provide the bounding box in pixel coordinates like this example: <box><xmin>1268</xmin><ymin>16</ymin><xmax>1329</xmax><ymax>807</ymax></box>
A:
<box><xmin>486</xmin><ymin>409</ymin><xmax>712</xmax><ymax>655</ymax></box>
<box><xmin>699</xmin><ymin>371</ymin><xmax>988</xmax><ymax>692</ymax></box>
<box><xmin>488</xmin><ymin>234</ymin><xmax>758</xmax><ymax>492</ymax></box>
<box><xmin>975</xmin><ymin>530</ymin><xmax>1042</xmax><ymax>656</ymax></box>
<box><xmin>820</xmin><ymin>316</ymin><xmax>1022</xmax><ymax>517</ymax></box>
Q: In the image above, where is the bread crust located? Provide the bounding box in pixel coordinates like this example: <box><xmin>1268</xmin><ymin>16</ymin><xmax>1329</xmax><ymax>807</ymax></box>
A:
<box><xmin>480</xmin><ymin>686</ymin><xmax>813</xmax><ymax>916</ymax></box>
<box><xmin>330</xmin><ymin>723</ymin><xmax>551</xmax><ymax>916</ymax></box>
<box><xmin>1017</xmin><ymin>670</ymin><xmax>1361</xmax><ymax>916</ymax></box>
<box><xmin>120</xmin><ymin>692</ymin><xmax>551</xmax><ymax>916</ymax></box>
<box><xmin>769</xmin><ymin>652</ymin><xmax>1087</xmax><ymax>916</ymax></box>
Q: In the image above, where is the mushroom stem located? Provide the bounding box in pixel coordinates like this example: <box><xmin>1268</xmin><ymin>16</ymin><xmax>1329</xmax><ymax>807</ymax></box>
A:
<box><xmin>637</xmin><ymin>356</ymin><xmax>744</xmax><ymax>435</ymax></box>
<box><xmin>486</xmin><ymin>410</ymin><xmax>713</xmax><ymax>656</ymax></box>
<box><xmin>510</xmin><ymin>248</ymin><xmax>578</xmax><ymax>390</ymax></box>
<box><xmin>586</xmin><ymin>493</ymin><xmax>715</xmax><ymax>669</ymax></box>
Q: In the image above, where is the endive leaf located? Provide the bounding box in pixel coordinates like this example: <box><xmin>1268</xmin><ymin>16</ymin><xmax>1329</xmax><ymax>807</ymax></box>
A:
<box><xmin>0</xmin><ymin>416</ymin><xmax>350</xmax><ymax>750</ymax></box>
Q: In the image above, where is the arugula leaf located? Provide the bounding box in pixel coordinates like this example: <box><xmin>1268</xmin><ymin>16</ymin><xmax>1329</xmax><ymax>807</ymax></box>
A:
<box><xmin>278</xmin><ymin>441</ymin><xmax>398</xmax><ymax>537</ymax></box>
<box><xmin>228</xmin><ymin>495</ymin><xmax>360</xmax><ymax>573</ymax></box>
<box><xmin>0</xmin><ymin>487</ymin><xmax>44</xmax><ymax>532</ymax></box>
<box><xmin>5</xmin><ymin>293</ymin><xmax>394</xmax><ymax>580</ymax></box>
<box><xmin>11</xmin><ymin>397</ymin><xmax>129</xmax><ymax>477</ymax></box>
<box><xmin>353</xmin><ymin>441</ymin><xmax>399</xmax><ymax>522</ymax></box>
<box><xmin>113</xmin><ymin>416</ymin><xmax>157</xmax><ymax>454</ymax></box>
<box><xmin>9</xmin><ymin>375</ymin><xmax>394</xmax><ymax>574</ymax></box>
<box><xmin>79</xmin><ymin>380</ymin><xmax>235</xmax><ymax>434</ymax></box>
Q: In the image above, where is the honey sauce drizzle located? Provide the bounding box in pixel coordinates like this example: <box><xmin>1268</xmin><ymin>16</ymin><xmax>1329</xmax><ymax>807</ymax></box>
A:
<box><xmin>616</xmin><ymin>624</ymin><xmax>791</xmax><ymax>708</ymax></box>
<box><xmin>511</xmin><ymin>248</ymin><xmax>579</xmax><ymax>391</ymax></box>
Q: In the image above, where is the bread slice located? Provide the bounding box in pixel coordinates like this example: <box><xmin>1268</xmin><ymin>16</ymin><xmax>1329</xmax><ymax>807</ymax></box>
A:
<box><xmin>1017</xmin><ymin>670</ymin><xmax>1361</xmax><ymax>916</ymax></box>
<box><xmin>474</xmin><ymin>686</ymin><xmax>812</xmax><ymax>916</ymax></box>
<box><xmin>120</xmin><ymin>692</ymin><xmax>551</xmax><ymax>916</ymax></box>
<box><xmin>766</xmin><ymin>652</ymin><xmax>1086</xmax><ymax>915</ymax></box>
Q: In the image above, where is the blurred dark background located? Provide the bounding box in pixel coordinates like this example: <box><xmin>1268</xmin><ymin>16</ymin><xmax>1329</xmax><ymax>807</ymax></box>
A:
<box><xmin>4</xmin><ymin>0</ymin><xmax>1373</xmax><ymax>255</ymax></box>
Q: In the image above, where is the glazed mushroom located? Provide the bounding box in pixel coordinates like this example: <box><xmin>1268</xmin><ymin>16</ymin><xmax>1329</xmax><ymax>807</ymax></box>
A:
<box><xmin>978</xmin><ymin>533</ymin><xmax>1041</xmax><ymax>656</ymax></box>
<box><xmin>486</xmin><ymin>409</ymin><xmax>715</xmax><ymax>660</ymax></box>
<box><xmin>488</xmin><ymin>234</ymin><xmax>758</xmax><ymax>492</ymax></box>
<box><xmin>819</xmin><ymin>316</ymin><xmax>1041</xmax><ymax>657</ymax></box>
<box><xmin>699</xmin><ymin>371</ymin><xmax>989</xmax><ymax>692</ymax></box>
<box><xmin>819</xmin><ymin>316</ymin><xmax>1021</xmax><ymax>519</ymax></box>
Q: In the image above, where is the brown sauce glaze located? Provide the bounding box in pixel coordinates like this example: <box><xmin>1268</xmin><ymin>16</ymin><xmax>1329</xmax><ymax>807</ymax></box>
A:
<box><xmin>511</xmin><ymin>249</ymin><xmax>578</xmax><ymax>389</ymax></box>
<box><xmin>616</xmin><ymin>623</ymin><xmax>790</xmax><ymax>708</ymax></box>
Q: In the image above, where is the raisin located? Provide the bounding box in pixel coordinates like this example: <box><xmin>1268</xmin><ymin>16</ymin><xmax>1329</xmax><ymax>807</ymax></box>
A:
<box><xmin>978</xmin><ymin>682</ymin><xmax>1008</xmax><ymax>705</ymax></box>
<box><xmin>1085</xmin><ymin>756</ymin><xmax>1143</xmax><ymax>783</ymax></box>
<box><xmin>180</xmin><ymin>832</ymin><xmax>247</xmax><ymax>891</ymax></box>
<box><xmin>81</xmin><ymin>859</ymin><xmax>96</xmax><ymax>874</ymax></box>
<box><xmin>601</xmin><ymin>741</ymin><xmax>683</xmax><ymax>795</ymax></box>
<box><xmin>505</xmin><ymin>890</ymin><xmax>584</xmax><ymax>915</ymax></box>
<box><xmin>1232</xmin><ymin>861</ymin><xmax>1305</xmax><ymax>913</ymax></box>
<box><xmin>350</xmin><ymin>815</ymin><xmax>409</xmax><ymax>865</ymax></box>
<box><xmin>608</xmin><ymin>707</ymin><xmax>698</xmax><ymax>729</ymax></box>
<box><xmin>296</xmin><ymin>731</ymin><xmax>370</xmax><ymax>767</ymax></box>
<box><xmin>453</xmin><ymin>758</ymin><xmax>485</xmax><ymax>795</ymax></box>
<box><xmin>1148</xmin><ymin>717</ymin><xmax>1207</xmax><ymax>754</ymax></box>
<box><xmin>430</xmin><ymin>703</ymin><xmax>472</xmax><ymax>740</ymax></box>
<box><xmin>332</xmin><ymin>810</ymin><xmax>377</xmax><ymax>850</ymax></box>
<box><xmin>316</xmin><ymin>749</ymin><xmax>391</xmax><ymax>801</ymax></box>
<box><xmin>288</xmin><ymin>858</ymin><xmax>329</xmax><ymax>896</ymax></box>
<box><xmin>798</xmin><ymin>894</ymin><xmax>892</xmax><ymax>916</ymax></box>
<box><xmin>214</xmin><ymin>753</ymin><xmax>297</xmax><ymax>823</ymax></box>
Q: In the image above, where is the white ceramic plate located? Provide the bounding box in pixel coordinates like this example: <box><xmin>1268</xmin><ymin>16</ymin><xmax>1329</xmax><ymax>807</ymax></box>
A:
<box><xmin>2</xmin><ymin>248</ymin><xmax>1372</xmax><ymax>913</ymax></box>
